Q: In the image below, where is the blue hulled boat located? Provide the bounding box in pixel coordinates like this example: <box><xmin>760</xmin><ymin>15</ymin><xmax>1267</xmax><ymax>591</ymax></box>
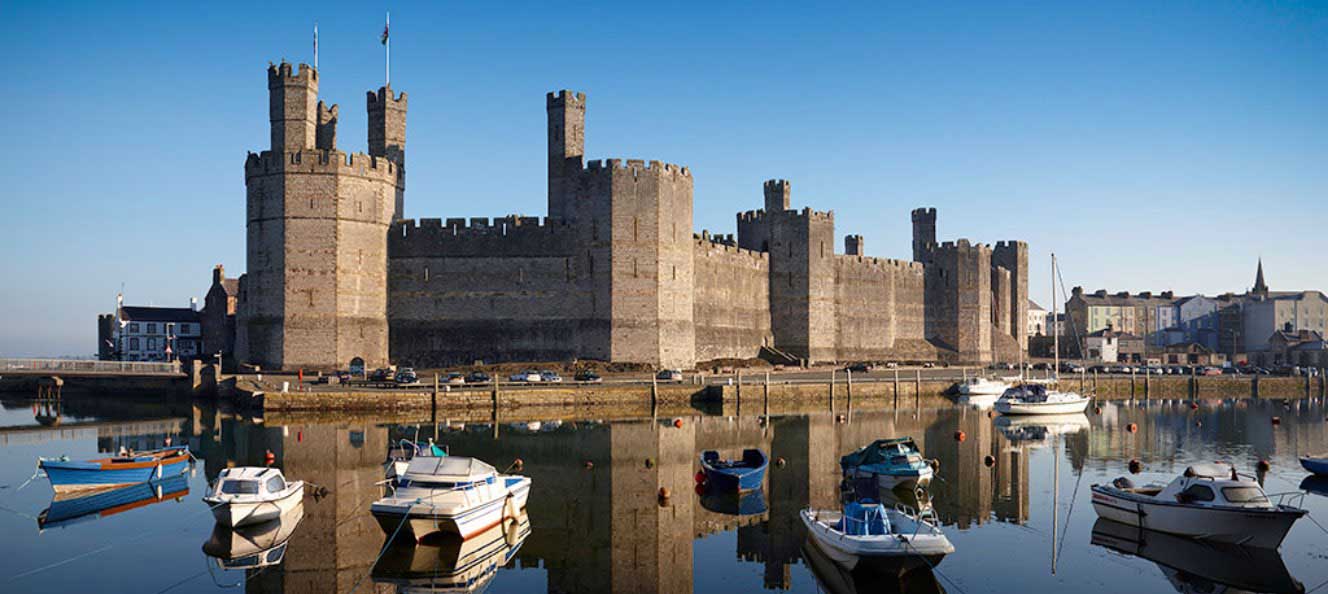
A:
<box><xmin>699</xmin><ymin>487</ymin><xmax>768</xmax><ymax>516</ymax></box>
<box><xmin>1301</xmin><ymin>455</ymin><xmax>1328</xmax><ymax>476</ymax></box>
<box><xmin>840</xmin><ymin>438</ymin><xmax>933</xmax><ymax>490</ymax></box>
<box><xmin>38</xmin><ymin>474</ymin><xmax>189</xmax><ymax>530</ymax></box>
<box><xmin>699</xmin><ymin>449</ymin><xmax>768</xmax><ymax>492</ymax></box>
<box><xmin>40</xmin><ymin>446</ymin><xmax>191</xmax><ymax>493</ymax></box>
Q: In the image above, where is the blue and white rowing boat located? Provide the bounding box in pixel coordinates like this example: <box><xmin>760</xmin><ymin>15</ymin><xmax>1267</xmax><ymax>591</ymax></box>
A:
<box><xmin>1300</xmin><ymin>455</ymin><xmax>1328</xmax><ymax>476</ymax></box>
<box><xmin>39</xmin><ymin>446</ymin><xmax>191</xmax><ymax>493</ymax></box>
<box><xmin>699</xmin><ymin>449</ymin><xmax>768</xmax><ymax>493</ymax></box>
<box><xmin>38</xmin><ymin>474</ymin><xmax>190</xmax><ymax>531</ymax></box>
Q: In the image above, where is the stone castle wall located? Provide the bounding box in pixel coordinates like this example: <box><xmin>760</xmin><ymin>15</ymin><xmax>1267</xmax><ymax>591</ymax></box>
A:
<box><xmin>237</xmin><ymin>64</ymin><xmax>1030</xmax><ymax>370</ymax></box>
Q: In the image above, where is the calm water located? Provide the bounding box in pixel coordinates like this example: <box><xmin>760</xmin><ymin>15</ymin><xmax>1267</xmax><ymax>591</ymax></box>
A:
<box><xmin>0</xmin><ymin>395</ymin><xmax>1326</xmax><ymax>593</ymax></box>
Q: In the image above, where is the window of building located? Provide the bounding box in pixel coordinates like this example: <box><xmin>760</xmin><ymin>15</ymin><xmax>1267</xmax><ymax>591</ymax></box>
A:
<box><xmin>129</xmin><ymin>323</ymin><xmax>139</xmax><ymax>333</ymax></box>
<box><xmin>147</xmin><ymin>338</ymin><xmax>157</xmax><ymax>350</ymax></box>
<box><xmin>129</xmin><ymin>338</ymin><xmax>140</xmax><ymax>350</ymax></box>
<box><xmin>146</xmin><ymin>323</ymin><xmax>157</xmax><ymax>334</ymax></box>
<box><xmin>179</xmin><ymin>323</ymin><xmax>190</xmax><ymax>334</ymax></box>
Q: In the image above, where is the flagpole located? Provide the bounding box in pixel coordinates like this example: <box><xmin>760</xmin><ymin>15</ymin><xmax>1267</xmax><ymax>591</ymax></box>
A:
<box><xmin>313</xmin><ymin>22</ymin><xmax>319</xmax><ymax>70</ymax></box>
<box><xmin>385</xmin><ymin>11</ymin><xmax>391</xmax><ymax>87</ymax></box>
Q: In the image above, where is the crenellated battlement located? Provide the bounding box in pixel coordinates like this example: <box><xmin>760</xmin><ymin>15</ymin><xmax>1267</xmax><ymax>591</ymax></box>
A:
<box><xmin>268</xmin><ymin>61</ymin><xmax>316</xmax><ymax>87</ymax></box>
<box><xmin>837</xmin><ymin>253</ymin><xmax>926</xmax><ymax>272</ymax></box>
<box><xmin>911</xmin><ymin>207</ymin><xmax>937</xmax><ymax>219</ymax></box>
<box><xmin>389</xmin><ymin>215</ymin><xmax>578</xmax><ymax>258</ymax></box>
<box><xmin>993</xmin><ymin>240</ymin><xmax>1028</xmax><ymax>251</ymax></box>
<box><xmin>244</xmin><ymin>149</ymin><xmax>399</xmax><ymax>183</ymax></box>
<box><xmin>583</xmin><ymin>158</ymin><xmax>691</xmax><ymax>178</ymax></box>
<box><xmin>546</xmin><ymin>90</ymin><xmax>586</xmax><ymax>109</ymax></box>
<box><xmin>936</xmin><ymin>239</ymin><xmax>991</xmax><ymax>253</ymax></box>
<box><xmin>367</xmin><ymin>85</ymin><xmax>408</xmax><ymax>109</ymax></box>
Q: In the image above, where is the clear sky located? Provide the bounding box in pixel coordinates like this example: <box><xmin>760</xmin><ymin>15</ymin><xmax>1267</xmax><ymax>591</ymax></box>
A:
<box><xmin>2</xmin><ymin>1</ymin><xmax>1325</xmax><ymax>357</ymax></box>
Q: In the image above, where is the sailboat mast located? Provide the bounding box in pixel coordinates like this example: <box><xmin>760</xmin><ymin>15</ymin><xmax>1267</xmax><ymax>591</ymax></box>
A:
<box><xmin>1052</xmin><ymin>253</ymin><xmax>1059</xmax><ymax>381</ymax></box>
<box><xmin>1052</xmin><ymin>434</ymin><xmax>1061</xmax><ymax>574</ymax></box>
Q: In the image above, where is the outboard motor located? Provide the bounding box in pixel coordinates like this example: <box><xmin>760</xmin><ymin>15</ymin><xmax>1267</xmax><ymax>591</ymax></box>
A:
<box><xmin>1112</xmin><ymin>476</ymin><xmax>1136</xmax><ymax>490</ymax></box>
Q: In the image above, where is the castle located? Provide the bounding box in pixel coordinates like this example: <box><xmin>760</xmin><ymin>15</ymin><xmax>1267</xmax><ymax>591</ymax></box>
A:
<box><xmin>234</xmin><ymin>62</ymin><xmax>1029</xmax><ymax>371</ymax></box>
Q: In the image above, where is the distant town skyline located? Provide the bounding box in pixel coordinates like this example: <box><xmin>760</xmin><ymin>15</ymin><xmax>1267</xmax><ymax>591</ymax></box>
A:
<box><xmin>2</xmin><ymin>1</ymin><xmax>1325</xmax><ymax>357</ymax></box>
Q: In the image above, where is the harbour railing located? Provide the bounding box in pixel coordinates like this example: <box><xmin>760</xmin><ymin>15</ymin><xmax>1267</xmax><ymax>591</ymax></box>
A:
<box><xmin>0</xmin><ymin>358</ymin><xmax>182</xmax><ymax>376</ymax></box>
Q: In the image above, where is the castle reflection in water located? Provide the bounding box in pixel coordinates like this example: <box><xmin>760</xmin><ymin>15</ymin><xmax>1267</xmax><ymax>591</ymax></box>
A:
<box><xmin>180</xmin><ymin>401</ymin><xmax>1068</xmax><ymax>594</ymax></box>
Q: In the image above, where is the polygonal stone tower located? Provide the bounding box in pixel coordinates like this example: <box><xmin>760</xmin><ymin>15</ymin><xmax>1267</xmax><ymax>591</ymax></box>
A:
<box><xmin>239</xmin><ymin>62</ymin><xmax>405</xmax><ymax>371</ymax></box>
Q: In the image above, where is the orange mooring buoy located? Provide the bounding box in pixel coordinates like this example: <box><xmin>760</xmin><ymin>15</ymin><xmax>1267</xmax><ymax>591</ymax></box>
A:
<box><xmin>954</xmin><ymin>431</ymin><xmax>966</xmax><ymax>442</ymax></box>
<box><xmin>983</xmin><ymin>455</ymin><xmax>995</xmax><ymax>468</ymax></box>
<box><xmin>1094</xmin><ymin>406</ymin><xmax>1102</xmax><ymax>415</ymax></box>
<box><xmin>673</xmin><ymin>418</ymin><xmax>684</xmax><ymax>428</ymax></box>
<box><xmin>513</xmin><ymin>458</ymin><xmax>524</xmax><ymax>470</ymax></box>
<box><xmin>776</xmin><ymin>457</ymin><xmax>787</xmax><ymax>468</ymax></box>
<box><xmin>1127</xmin><ymin>423</ymin><xmax>1138</xmax><ymax>433</ymax></box>
<box><xmin>658</xmin><ymin>487</ymin><xmax>671</xmax><ymax>500</ymax></box>
<box><xmin>264</xmin><ymin>450</ymin><xmax>275</xmax><ymax>465</ymax></box>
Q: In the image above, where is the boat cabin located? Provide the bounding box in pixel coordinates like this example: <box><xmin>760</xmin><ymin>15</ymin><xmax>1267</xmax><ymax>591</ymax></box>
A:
<box><xmin>396</xmin><ymin>456</ymin><xmax>498</xmax><ymax>490</ymax></box>
<box><xmin>1001</xmin><ymin>384</ymin><xmax>1050</xmax><ymax>402</ymax></box>
<box><xmin>840</xmin><ymin>438</ymin><xmax>925</xmax><ymax>471</ymax></box>
<box><xmin>1131</xmin><ymin>463</ymin><xmax>1274</xmax><ymax>509</ymax></box>
<box><xmin>214</xmin><ymin>467</ymin><xmax>289</xmax><ymax>498</ymax></box>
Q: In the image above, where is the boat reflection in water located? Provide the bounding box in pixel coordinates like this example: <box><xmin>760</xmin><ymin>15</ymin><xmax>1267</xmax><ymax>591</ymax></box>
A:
<box><xmin>994</xmin><ymin>413</ymin><xmax>1090</xmax><ymax>447</ymax></box>
<box><xmin>699</xmin><ymin>486</ymin><xmax>768</xmax><ymax>516</ymax></box>
<box><xmin>37</xmin><ymin>474</ymin><xmax>189</xmax><ymax>532</ymax></box>
<box><xmin>801</xmin><ymin>534</ymin><xmax>945</xmax><ymax>594</ymax></box>
<box><xmin>1301</xmin><ymin>475</ymin><xmax>1328</xmax><ymax>498</ymax></box>
<box><xmin>372</xmin><ymin>509</ymin><xmax>531</xmax><ymax>593</ymax></box>
<box><xmin>1089</xmin><ymin>518</ymin><xmax>1304</xmax><ymax>594</ymax></box>
<box><xmin>202</xmin><ymin>501</ymin><xmax>305</xmax><ymax>571</ymax></box>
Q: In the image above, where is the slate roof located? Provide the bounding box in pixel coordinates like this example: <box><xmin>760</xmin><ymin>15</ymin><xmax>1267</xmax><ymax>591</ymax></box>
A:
<box><xmin>118</xmin><ymin>306</ymin><xmax>201</xmax><ymax>323</ymax></box>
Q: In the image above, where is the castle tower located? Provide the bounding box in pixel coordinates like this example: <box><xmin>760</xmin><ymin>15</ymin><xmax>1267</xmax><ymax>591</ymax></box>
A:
<box><xmin>767</xmin><ymin>182</ymin><xmax>836</xmax><ymax>363</ymax></box>
<box><xmin>268</xmin><ymin>62</ymin><xmax>318</xmax><ymax>151</ymax></box>
<box><xmin>763</xmin><ymin>179</ymin><xmax>790</xmax><ymax>213</ymax></box>
<box><xmin>925</xmin><ymin>240</ymin><xmax>993</xmax><ymax>364</ymax></box>
<box><xmin>241</xmin><ymin>62</ymin><xmax>401</xmax><ymax>371</ymax></box>
<box><xmin>547</xmin><ymin>90</ymin><xmax>586</xmax><ymax>222</ymax></box>
<box><xmin>911</xmin><ymin>207</ymin><xmax>936</xmax><ymax>264</ymax></box>
<box><xmin>992</xmin><ymin>241</ymin><xmax>1030</xmax><ymax>351</ymax></box>
<box><xmin>368</xmin><ymin>86</ymin><xmax>408</xmax><ymax>219</ymax></box>
<box><xmin>844</xmin><ymin>234</ymin><xmax>864</xmax><ymax>256</ymax></box>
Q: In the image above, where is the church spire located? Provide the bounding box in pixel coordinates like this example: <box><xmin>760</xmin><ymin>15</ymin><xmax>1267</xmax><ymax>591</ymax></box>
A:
<box><xmin>1253</xmin><ymin>258</ymin><xmax>1269</xmax><ymax>295</ymax></box>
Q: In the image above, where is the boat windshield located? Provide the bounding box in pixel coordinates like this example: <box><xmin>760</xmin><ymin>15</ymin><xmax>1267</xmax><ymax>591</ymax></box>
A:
<box><xmin>220</xmin><ymin>480</ymin><xmax>260</xmax><ymax>495</ymax></box>
<box><xmin>1221</xmin><ymin>486</ymin><xmax>1269</xmax><ymax>504</ymax></box>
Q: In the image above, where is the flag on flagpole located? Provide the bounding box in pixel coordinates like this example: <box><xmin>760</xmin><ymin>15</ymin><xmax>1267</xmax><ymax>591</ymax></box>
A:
<box><xmin>381</xmin><ymin>15</ymin><xmax>389</xmax><ymax>45</ymax></box>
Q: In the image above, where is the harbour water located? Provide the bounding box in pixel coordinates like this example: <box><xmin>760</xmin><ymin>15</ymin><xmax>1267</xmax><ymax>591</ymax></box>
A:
<box><xmin>0</xmin><ymin>394</ymin><xmax>1325</xmax><ymax>593</ymax></box>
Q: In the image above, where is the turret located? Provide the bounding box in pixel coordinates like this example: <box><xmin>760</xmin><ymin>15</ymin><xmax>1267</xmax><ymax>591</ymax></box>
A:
<box><xmin>268</xmin><ymin>62</ymin><xmax>318</xmax><ymax>152</ymax></box>
<box><xmin>844</xmin><ymin>234</ymin><xmax>864</xmax><ymax>256</ymax></box>
<box><xmin>911</xmin><ymin>207</ymin><xmax>936</xmax><ymax>264</ymax></box>
<box><xmin>367</xmin><ymin>86</ymin><xmax>407</xmax><ymax>165</ymax></box>
<box><xmin>316</xmin><ymin>101</ymin><xmax>338</xmax><ymax>150</ymax></box>
<box><xmin>546</xmin><ymin>90</ymin><xmax>586</xmax><ymax>221</ymax></box>
<box><xmin>763</xmin><ymin>179</ymin><xmax>790</xmax><ymax>213</ymax></box>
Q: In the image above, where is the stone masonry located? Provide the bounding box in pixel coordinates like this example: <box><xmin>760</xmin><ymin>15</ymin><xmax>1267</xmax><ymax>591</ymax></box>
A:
<box><xmin>234</xmin><ymin>62</ymin><xmax>1028</xmax><ymax>370</ymax></box>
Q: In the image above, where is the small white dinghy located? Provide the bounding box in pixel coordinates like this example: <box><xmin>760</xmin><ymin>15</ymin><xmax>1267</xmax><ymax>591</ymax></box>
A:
<box><xmin>1091</xmin><ymin>462</ymin><xmax>1307</xmax><ymax>549</ymax></box>
<box><xmin>372</xmin><ymin>456</ymin><xmax>531</xmax><ymax>541</ymax></box>
<box><xmin>801</xmin><ymin>501</ymin><xmax>954</xmax><ymax>569</ymax></box>
<box><xmin>994</xmin><ymin>383</ymin><xmax>1091</xmax><ymax>416</ymax></box>
<box><xmin>203</xmin><ymin>467</ymin><xmax>304</xmax><ymax>528</ymax></box>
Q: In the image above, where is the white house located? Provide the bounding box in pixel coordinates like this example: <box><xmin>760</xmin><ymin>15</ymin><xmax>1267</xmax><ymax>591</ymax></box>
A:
<box><xmin>1084</xmin><ymin>328</ymin><xmax>1120</xmax><ymax>363</ymax></box>
<box><xmin>112</xmin><ymin>298</ymin><xmax>203</xmax><ymax>362</ymax></box>
<box><xmin>1027</xmin><ymin>299</ymin><xmax>1048</xmax><ymax>337</ymax></box>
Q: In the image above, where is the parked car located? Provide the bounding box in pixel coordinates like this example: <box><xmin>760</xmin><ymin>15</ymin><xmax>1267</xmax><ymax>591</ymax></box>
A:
<box><xmin>884</xmin><ymin>362</ymin><xmax>899</xmax><ymax>369</ymax></box>
<box><xmin>1200</xmin><ymin>366</ymin><xmax>1222</xmax><ymax>376</ymax></box>
<box><xmin>921</xmin><ymin>362</ymin><xmax>937</xmax><ymax>369</ymax></box>
<box><xmin>574</xmin><ymin>370</ymin><xmax>602</xmax><ymax>383</ymax></box>
<box><xmin>656</xmin><ymin>369</ymin><xmax>684</xmax><ymax>383</ymax></box>
<box><xmin>466</xmin><ymin>371</ymin><xmax>492</xmax><ymax>384</ymax></box>
<box><xmin>370</xmin><ymin>368</ymin><xmax>393</xmax><ymax>382</ymax></box>
<box><xmin>335</xmin><ymin>370</ymin><xmax>352</xmax><ymax>382</ymax></box>
<box><xmin>394</xmin><ymin>368</ymin><xmax>419</xmax><ymax>385</ymax></box>
<box><xmin>1032</xmin><ymin>362</ymin><xmax>1051</xmax><ymax>371</ymax></box>
<box><xmin>540</xmin><ymin>370</ymin><xmax>563</xmax><ymax>383</ymax></box>
<box><xmin>509</xmin><ymin>370</ymin><xmax>541</xmax><ymax>383</ymax></box>
<box><xmin>445</xmin><ymin>372</ymin><xmax>466</xmax><ymax>386</ymax></box>
<box><xmin>845</xmin><ymin>362</ymin><xmax>874</xmax><ymax>373</ymax></box>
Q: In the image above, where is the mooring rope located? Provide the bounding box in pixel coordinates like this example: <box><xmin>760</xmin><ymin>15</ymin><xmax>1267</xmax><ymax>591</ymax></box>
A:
<box><xmin>900</xmin><ymin>530</ymin><xmax>967</xmax><ymax>594</ymax></box>
<box><xmin>347</xmin><ymin>502</ymin><xmax>414</xmax><ymax>594</ymax></box>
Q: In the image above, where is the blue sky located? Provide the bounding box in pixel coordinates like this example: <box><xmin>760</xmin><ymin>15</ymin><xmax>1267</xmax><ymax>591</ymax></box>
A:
<box><xmin>2</xmin><ymin>1</ymin><xmax>1325</xmax><ymax>357</ymax></box>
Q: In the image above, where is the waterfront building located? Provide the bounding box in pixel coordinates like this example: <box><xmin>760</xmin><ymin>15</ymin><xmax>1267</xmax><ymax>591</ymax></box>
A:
<box><xmin>201</xmin><ymin>265</ymin><xmax>239</xmax><ymax>364</ymax></box>
<box><xmin>110</xmin><ymin>299</ymin><xmax>202</xmax><ymax>361</ymax></box>
<box><xmin>1174</xmin><ymin>294</ymin><xmax>1220</xmax><ymax>351</ymax></box>
<box><xmin>1027</xmin><ymin>299</ymin><xmax>1047</xmax><ymax>337</ymax></box>
<box><xmin>1083</xmin><ymin>329</ymin><xmax>1120</xmax><ymax>362</ymax></box>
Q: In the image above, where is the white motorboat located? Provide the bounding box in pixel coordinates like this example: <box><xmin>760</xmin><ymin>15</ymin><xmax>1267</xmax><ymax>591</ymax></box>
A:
<box><xmin>801</xmin><ymin>502</ymin><xmax>953</xmax><ymax>569</ymax></box>
<box><xmin>385</xmin><ymin>438</ymin><xmax>449</xmax><ymax>483</ymax></box>
<box><xmin>204</xmin><ymin>467</ymin><xmax>305</xmax><ymax>528</ymax></box>
<box><xmin>1091</xmin><ymin>462</ymin><xmax>1307</xmax><ymax>549</ymax></box>
<box><xmin>957</xmin><ymin>376</ymin><xmax>1011</xmax><ymax>397</ymax></box>
<box><xmin>371</xmin><ymin>456</ymin><xmax>531</xmax><ymax>541</ymax></box>
<box><xmin>994</xmin><ymin>383</ymin><xmax>1091</xmax><ymax>415</ymax></box>
<box><xmin>202</xmin><ymin>500</ymin><xmax>305</xmax><ymax>570</ymax></box>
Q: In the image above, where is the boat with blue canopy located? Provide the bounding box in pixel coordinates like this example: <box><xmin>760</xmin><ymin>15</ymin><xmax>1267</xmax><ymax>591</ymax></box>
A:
<box><xmin>699</xmin><ymin>449</ymin><xmax>768</xmax><ymax>492</ymax></box>
<box><xmin>39</xmin><ymin>445</ymin><xmax>191</xmax><ymax>493</ymax></box>
<box><xmin>839</xmin><ymin>438</ymin><xmax>933</xmax><ymax>490</ymax></box>
<box><xmin>801</xmin><ymin>500</ymin><xmax>954</xmax><ymax>568</ymax></box>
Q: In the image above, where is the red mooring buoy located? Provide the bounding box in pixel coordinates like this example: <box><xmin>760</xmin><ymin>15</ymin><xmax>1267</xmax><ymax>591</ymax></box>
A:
<box><xmin>584</xmin><ymin>461</ymin><xmax>594</xmax><ymax>470</ymax></box>
<box><xmin>694</xmin><ymin>471</ymin><xmax>706</xmax><ymax>484</ymax></box>
<box><xmin>1127</xmin><ymin>423</ymin><xmax>1138</xmax><ymax>433</ymax></box>
<box><xmin>673</xmin><ymin>419</ymin><xmax>684</xmax><ymax>428</ymax></box>
<box><xmin>1190</xmin><ymin>402</ymin><xmax>1199</xmax><ymax>410</ymax></box>
<box><xmin>776</xmin><ymin>457</ymin><xmax>787</xmax><ymax>468</ymax></box>
<box><xmin>1129</xmin><ymin>459</ymin><xmax>1142</xmax><ymax>474</ymax></box>
<box><xmin>984</xmin><ymin>455</ymin><xmax>995</xmax><ymax>468</ymax></box>
<box><xmin>513</xmin><ymin>458</ymin><xmax>524</xmax><ymax>470</ymax></box>
<box><xmin>264</xmin><ymin>450</ymin><xmax>275</xmax><ymax>466</ymax></box>
<box><xmin>1257</xmin><ymin>460</ymin><xmax>1271</xmax><ymax>472</ymax></box>
<box><xmin>954</xmin><ymin>431</ymin><xmax>967</xmax><ymax>442</ymax></box>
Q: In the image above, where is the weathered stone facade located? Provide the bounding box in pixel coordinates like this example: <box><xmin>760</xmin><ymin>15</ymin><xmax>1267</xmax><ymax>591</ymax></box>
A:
<box><xmin>235</xmin><ymin>63</ymin><xmax>1028</xmax><ymax>370</ymax></box>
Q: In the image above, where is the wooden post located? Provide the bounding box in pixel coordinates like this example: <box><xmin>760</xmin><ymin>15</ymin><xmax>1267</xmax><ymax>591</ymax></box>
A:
<box><xmin>1144</xmin><ymin>366</ymin><xmax>1150</xmax><ymax>398</ymax></box>
<box><xmin>1080</xmin><ymin>369</ymin><xmax>1086</xmax><ymax>394</ymax></box>
<box><xmin>1093</xmin><ymin>369</ymin><xmax>1098</xmax><ymax>394</ymax></box>
<box><xmin>763</xmin><ymin>372</ymin><xmax>770</xmax><ymax>419</ymax></box>
<box><xmin>432</xmin><ymin>373</ymin><xmax>439</xmax><ymax>414</ymax></box>
<box><xmin>830</xmin><ymin>369</ymin><xmax>836</xmax><ymax>413</ymax></box>
<box><xmin>651</xmin><ymin>373</ymin><xmax>659</xmax><ymax>412</ymax></box>
<box><xmin>736</xmin><ymin>369</ymin><xmax>742</xmax><ymax>417</ymax></box>
<box><xmin>847</xmin><ymin>369</ymin><xmax>854</xmax><ymax>411</ymax></box>
<box><xmin>893</xmin><ymin>368</ymin><xmax>900</xmax><ymax>409</ymax></box>
<box><xmin>1193</xmin><ymin>365</ymin><xmax>1201</xmax><ymax>398</ymax></box>
<box><xmin>1129</xmin><ymin>367</ymin><xmax>1136</xmax><ymax>400</ymax></box>
<box><xmin>915</xmin><ymin>369</ymin><xmax>922</xmax><ymax>409</ymax></box>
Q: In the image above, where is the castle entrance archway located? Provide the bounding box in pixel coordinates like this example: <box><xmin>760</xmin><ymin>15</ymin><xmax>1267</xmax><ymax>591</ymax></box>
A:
<box><xmin>349</xmin><ymin>357</ymin><xmax>365</xmax><ymax>376</ymax></box>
